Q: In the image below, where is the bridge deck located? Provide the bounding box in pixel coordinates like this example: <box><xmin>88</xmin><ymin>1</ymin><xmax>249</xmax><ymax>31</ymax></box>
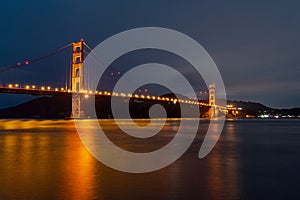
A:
<box><xmin>0</xmin><ymin>87</ymin><xmax>217</xmax><ymax>108</ymax></box>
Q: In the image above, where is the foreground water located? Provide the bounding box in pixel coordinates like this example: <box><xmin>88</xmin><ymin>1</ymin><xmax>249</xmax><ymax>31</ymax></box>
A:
<box><xmin>0</xmin><ymin>119</ymin><xmax>299</xmax><ymax>200</ymax></box>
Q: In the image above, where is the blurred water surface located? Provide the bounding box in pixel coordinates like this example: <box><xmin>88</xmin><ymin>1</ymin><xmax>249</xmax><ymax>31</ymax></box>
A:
<box><xmin>0</xmin><ymin>119</ymin><xmax>300</xmax><ymax>200</ymax></box>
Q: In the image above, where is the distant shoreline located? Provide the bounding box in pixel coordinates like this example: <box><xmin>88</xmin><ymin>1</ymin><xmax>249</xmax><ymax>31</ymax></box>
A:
<box><xmin>0</xmin><ymin>96</ymin><xmax>299</xmax><ymax>119</ymax></box>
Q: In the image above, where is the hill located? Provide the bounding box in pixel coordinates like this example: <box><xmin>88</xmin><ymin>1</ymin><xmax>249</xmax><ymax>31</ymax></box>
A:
<box><xmin>0</xmin><ymin>96</ymin><xmax>298</xmax><ymax>119</ymax></box>
<box><xmin>0</xmin><ymin>95</ymin><xmax>208</xmax><ymax>119</ymax></box>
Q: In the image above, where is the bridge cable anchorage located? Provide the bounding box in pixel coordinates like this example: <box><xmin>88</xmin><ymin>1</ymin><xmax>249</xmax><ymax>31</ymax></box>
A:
<box><xmin>0</xmin><ymin>43</ymin><xmax>73</xmax><ymax>73</ymax></box>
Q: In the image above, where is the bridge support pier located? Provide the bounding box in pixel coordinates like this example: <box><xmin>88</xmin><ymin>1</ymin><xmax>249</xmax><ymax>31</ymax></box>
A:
<box><xmin>210</xmin><ymin>106</ymin><xmax>219</xmax><ymax>118</ymax></box>
<box><xmin>72</xmin><ymin>93</ymin><xmax>85</xmax><ymax>118</ymax></box>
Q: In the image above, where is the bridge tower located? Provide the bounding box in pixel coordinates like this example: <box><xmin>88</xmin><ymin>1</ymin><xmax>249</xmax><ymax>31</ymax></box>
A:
<box><xmin>209</xmin><ymin>83</ymin><xmax>218</xmax><ymax>117</ymax></box>
<box><xmin>209</xmin><ymin>83</ymin><xmax>215</xmax><ymax>106</ymax></box>
<box><xmin>71</xmin><ymin>41</ymin><xmax>85</xmax><ymax>118</ymax></box>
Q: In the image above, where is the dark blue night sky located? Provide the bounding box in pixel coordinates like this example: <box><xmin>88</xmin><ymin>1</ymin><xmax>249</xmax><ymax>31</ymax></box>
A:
<box><xmin>1</xmin><ymin>0</ymin><xmax>300</xmax><ymax>108</ymax></box>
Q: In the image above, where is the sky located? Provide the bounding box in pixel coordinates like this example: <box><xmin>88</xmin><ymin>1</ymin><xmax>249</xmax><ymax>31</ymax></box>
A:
<box><xmin>0</xmin><ymin>0</ymin><xmax>300</xmax><ymax>108</ymax></box>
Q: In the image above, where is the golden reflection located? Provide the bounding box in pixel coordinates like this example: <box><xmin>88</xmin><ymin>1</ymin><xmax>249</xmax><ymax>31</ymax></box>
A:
<box><xmin>0</xmin><ymin>120</ymin><xmax>97</xmax><ymax>200</ymax></box>
<box><xmin>206</xmin><ymin>144</ymin><xmax>222</xmax><ymax>199</ymax></box>
<box><xmin>206</xmin><ymin>122</ymin><xmax>240</xmax><ymax>199</ymax></box>
<box><xmin>61</xmin><ymin>132</ymin><xmax>97</xmax><ymax>200</ymax></box>
<box><xmin>0</xmin><ymin>119</ymin><xmax>242</xmax><ymax>199</ymax></box>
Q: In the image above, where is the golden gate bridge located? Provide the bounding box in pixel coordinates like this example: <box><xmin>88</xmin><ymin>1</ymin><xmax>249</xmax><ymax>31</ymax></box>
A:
<box><xmin>0</xmin><ymin>40</ymin><xmax>226</xmax><ymax>118</ymax></box>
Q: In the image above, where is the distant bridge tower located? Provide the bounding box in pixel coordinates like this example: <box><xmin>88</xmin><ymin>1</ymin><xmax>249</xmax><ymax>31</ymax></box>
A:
<box><xmin>209</xmin><ymin>83</ymin><xmax>215</xmax><ymax>106</ymax></box>
<box><xmin>71</xmin><ymin>40</ymin><xmax>85</xmax><ymax>118</ymax></box>
<box><xmin>209</xmin><ymin>83</ymin><xmax>218</xmax><ymax>117</ymax></box>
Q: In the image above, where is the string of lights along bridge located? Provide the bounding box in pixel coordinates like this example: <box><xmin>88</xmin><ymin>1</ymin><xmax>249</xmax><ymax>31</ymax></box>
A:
<box><xmin>0</xmin><ymin>40</ymin><xmax>225</xmax><ymax>118</ymax></box>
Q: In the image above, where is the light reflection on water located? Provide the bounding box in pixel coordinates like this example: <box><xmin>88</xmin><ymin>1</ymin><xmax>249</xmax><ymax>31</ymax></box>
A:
<box><xmin>0</xmin><ymin>119</ymin><xmax>239</xmax><ymax>199</ymax></box>
<box><xmin>1</xmin><ymin>119</ymin><xmax>299</xmax><ymax>199</ymax></box>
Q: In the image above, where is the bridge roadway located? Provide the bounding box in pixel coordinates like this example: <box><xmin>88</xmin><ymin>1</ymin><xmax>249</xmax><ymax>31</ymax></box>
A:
<box><xmin>0</xmin><ymin>86</ymin><xmax>212</xmax><ymax>107</ymax></box>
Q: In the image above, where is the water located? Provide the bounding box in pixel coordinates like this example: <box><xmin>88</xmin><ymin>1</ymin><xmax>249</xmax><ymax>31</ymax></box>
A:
<box><xmin>0</xmin><ymin>119</ymin><xmax>300</xmax><ymax>200</ymax></box>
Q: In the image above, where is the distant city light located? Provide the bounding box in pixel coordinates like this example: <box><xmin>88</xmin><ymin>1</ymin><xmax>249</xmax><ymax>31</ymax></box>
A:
<box><xmin>258</xmin><ymin>114</ymin><xmax>269</xmax><ymax>118</ymax></box>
